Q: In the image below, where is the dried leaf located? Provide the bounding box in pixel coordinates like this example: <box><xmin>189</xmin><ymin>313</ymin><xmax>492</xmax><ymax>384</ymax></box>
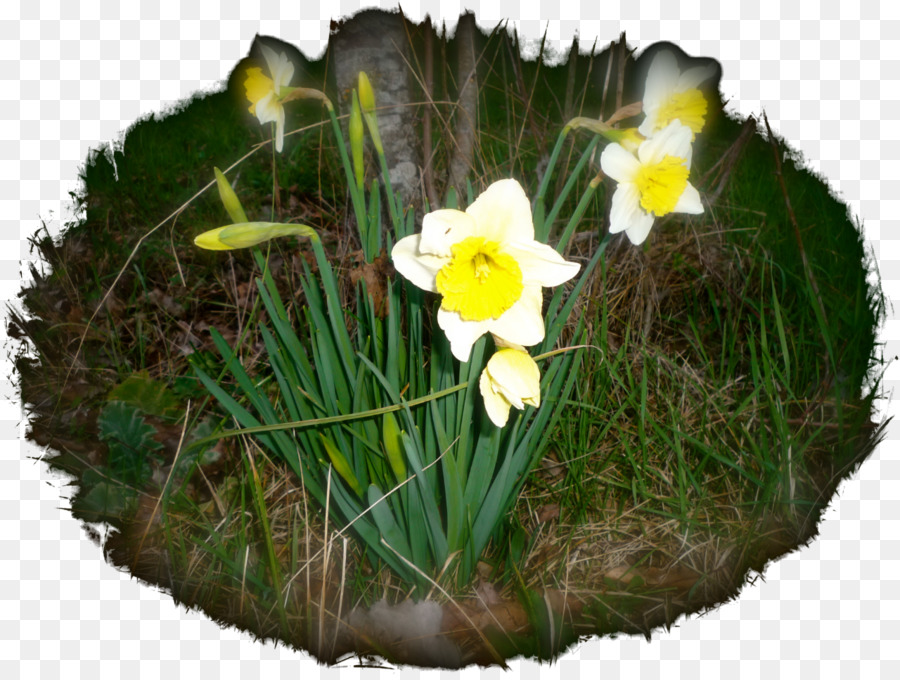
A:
<box><xmin>536</xmin><ymin>503</ymin><xmax>560</xmax><ymax>523</ymax></box>
<box><xmin>349</xmin><ymin>250</ymin><xmax>393</xmax><ymax>317</ymax></box>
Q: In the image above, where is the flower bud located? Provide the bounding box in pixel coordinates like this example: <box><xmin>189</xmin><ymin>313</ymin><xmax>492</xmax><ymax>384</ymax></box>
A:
<box><xmin>319</xmin><ymin>434</ymin><xmax>363</xmax><ymax>496</ymax></box>
<box><xmin>358</xmin><ymin>71</ymin><xmax>376</xmax><ymax>113</ymax></box>
<box><xmin>214</xmin><ymin>167</ymin><xmax>249</xmax><ymax>225</ymax></box>
<box><xmin>381</xmin><ymin>412</ymin><xmax>407</xmax><ymax>481</ymax></box>
<box><xmin>349</xmin><ymin>91</ymin><xmax>365</xmax><ymax>189</ymax></box>
<box><xmin>194</xmin><ymin>222</ymin><xmax>317</xmax><ymax>250</ymax></box>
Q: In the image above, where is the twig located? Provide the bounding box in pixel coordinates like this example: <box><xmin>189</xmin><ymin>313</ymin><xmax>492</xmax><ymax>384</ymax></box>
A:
<box><xmin>615</xmin><ymin>33</ymin><xmax>628</xmax><ymax>113</ymax></box>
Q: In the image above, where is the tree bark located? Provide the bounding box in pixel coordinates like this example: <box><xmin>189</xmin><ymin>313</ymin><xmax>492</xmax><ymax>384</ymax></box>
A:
<box><xmin>331</xmin><ymin>10</ymin><xmax>420</xmax><ymax>214</ymax></box>
<box><xmin>445</xmin><ymin>12</ymin><xmax>478</xmax><ymax>201</ymax></box>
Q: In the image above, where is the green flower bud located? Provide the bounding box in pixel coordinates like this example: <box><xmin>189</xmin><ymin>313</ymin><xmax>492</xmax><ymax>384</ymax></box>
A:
<box><xmin>358</xmin><ymin>71</ymin><xmax>376</xmax><ymax>113</ymax></box>
<box><xmin>381</xmin><ymin>412</ymin><xmax>407</xmax><ymax>481</ymax></box>
<box><xmin>214</xmin><ymin>167</ymin><xmax>249</xmax><ymax>225</ymax></box>
<box><xmin>319</xmin><ymin>435</ymin><xmax>363</xmax><ymax>496</ymax></box>
<box><xmin>194</xmin><ymin>222</ymin><xmax>317</xmax><ymax>250</ymax></box>
<box><xmin>349</xmin><ymin>91</ymin><xmax>365</xmax><ymax>189</ymax></box>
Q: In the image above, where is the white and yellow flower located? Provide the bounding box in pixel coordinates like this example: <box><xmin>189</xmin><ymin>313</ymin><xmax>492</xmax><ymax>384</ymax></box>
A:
<box><xmin>600</xmin><ymin>120</ymin><xmax>704</xmax><ymax>245</ymax></box>
<box><xmin>244</xmin><ymin>45</ymin><xmax>296</xmax><ymax>152</ymax></box>
<box><xmin>391</xmin><ymin>179</ymin><xmax>580</xmax><ymax>362</ymax></box>
<box><xmin>639</xmin><ymin>50</ymin><xmax>715</xmax><ymax>140</ymax></box>
<box><xmin>479</xmin><ymin>346</ymin><xmax>541</xmax><ymax>427</ymax></box>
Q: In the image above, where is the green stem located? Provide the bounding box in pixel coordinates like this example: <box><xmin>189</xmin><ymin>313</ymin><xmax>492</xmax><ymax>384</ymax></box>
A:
<box><xmin>375</xmin><ymin>149</ymin><xmax>403</xmax><ymax>240</ymax></box>
<box><xmin>542</xmin><ymin>135</ymin><xmax>600</xmax><ymax>241</ymax></box>
<box><xmin>555</xmin><ymin>176</ymin><xmax>601</xmax><ymax>254</ymax></box>
<box><xmin>534</xmin><ymin>126</ymin><xmax>572</xmax><ymax>241</ymax></box>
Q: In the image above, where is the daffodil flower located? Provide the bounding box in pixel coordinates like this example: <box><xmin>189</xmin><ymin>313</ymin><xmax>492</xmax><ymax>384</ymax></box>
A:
<box><xmin>600</xmin><ymin>120</ymin><xmax>704</xmax><ymax>245</ymax></box>
<box><xmin>391</xmin><ymin>179</ymin><xmax>580</xmax><ymax>362</ymax></box>
<box><xmin>479</xmin><ymin>346</ymin><xmax>541</xmax><ymax>427</ymax></box>
<box><xmin>244</xmin><ymin>45</ymin><xmax>296</xmax><ymax>152</ymax></box>
<box><xmin>639</xmin><ymin>50</ymin><xmax>715</xmax><ymax>140</ymax></box>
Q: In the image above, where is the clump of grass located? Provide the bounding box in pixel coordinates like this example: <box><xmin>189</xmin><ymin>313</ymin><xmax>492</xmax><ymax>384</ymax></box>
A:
<box><xmin>508</xmin><ymin>109</ymin><xmax>883</xmax><ymax>639</ymax></box>
<box><xmin>12</xmin><ymin>21</ymin><xmax>884</xmax><ymax>667</ymax></box>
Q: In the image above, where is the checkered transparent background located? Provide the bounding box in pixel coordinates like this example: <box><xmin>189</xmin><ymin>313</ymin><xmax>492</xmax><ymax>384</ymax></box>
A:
<box><xmin>3</xmin><ymin>0</ymin><xmax>899</xmax><ymax>677</ymax></box>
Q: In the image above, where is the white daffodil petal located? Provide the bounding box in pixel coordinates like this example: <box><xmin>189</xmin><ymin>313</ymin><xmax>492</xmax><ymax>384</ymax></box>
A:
<box><xmin>646</xmin><ymin>51</ymin><xmax>679</xmax><ymax>93</ymax></box>
<box><xmin>479</xmin><ymin>370</ymin><xmax>513</xmax><ymax>427</ymax></box>
<box><xmin>638</xmin><ymin>120</ymin><xmax>692</xmax><ymax>166</ymax></box>
<box><xmin>276</xmin><ymin>59</ymin><xmax>295</xmax><ymax>90</ymax></box>
<box><xmin>260</xmin><ymin>45</ymin><xmax>293</xmax><ymax>89</ymax></box>
<box><xmin>260</xmin><ymin>44</ymin><xmax>280</xmax><ymax>74</ymax></box>
<box><xmin>420</xmin><ymin>209</ymin><xmax>476</xmax><ymax>257</ymax></box>
<box><xmin>437</xmin><ymin>308</ymin><xmax>492</xmax><ymax>362</ymax></box>
<box><xmin>504</xmin><ymin>241</ymin><xmax>581</xmax><ymax>287</ymax></box>
<box><xmin>624</xmin><ymin>212</ymin><xmax>657</xmax><ymax>245</ymax></box>
<box><xmin>391</xmin><ymin>235</ymin><xmax>445</xmax><ymax>293</ymax></box>
<box><xmin>600</xmin><ymin>142</ymin><xmax>642</xmax><ymax>183</ymax></box>
<box><xmin>638</xmin><ymin>112</ymin><xmax>657</xmax><ymax>138</ymax></box>
<box><xmin>673</xmin><ymin>182</ymin><xmax>704</xmax><ymax>214</ymax></box>
<box><xmin>678</xmin><ymin>64</ymin><xmax>716</xmax><ymax>91</ymax></box>
<box><xmin>254</xmin><ymin>92</ymin><xmax>279</xmax><ymax>125</ymax></box>
<box><xmin>608</xmin><ymin>183</ymin><xmax>647</xmax><ymax>235</ymax></box>
<box><xmin>486</xmin><ymin>285</ymin><xmax>545</xmax><ymax>349</ymax></box>
<box><xmin>465</xmin><ymin>178</ymin><xmax>535</xmax><ymax>243</ymax></box>
<box><xmin>640</xmin><ymin>51</ymin><xmax>678</xmax><ymax>117</ymax></box>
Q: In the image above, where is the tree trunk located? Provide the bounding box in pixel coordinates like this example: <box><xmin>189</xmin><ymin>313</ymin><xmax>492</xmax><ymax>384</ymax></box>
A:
<box><xmin>331</xmin><ymin>10</ymin><xmax>420</xmax><ymax>216</ymax></box>
<box><xmin>445</xmin><ymin>13</ymin><xmax>478</xmax><ymax>202</ymax></box>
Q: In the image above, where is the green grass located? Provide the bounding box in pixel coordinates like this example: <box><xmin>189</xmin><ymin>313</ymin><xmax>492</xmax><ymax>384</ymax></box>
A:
<box><xmin>515</xmin><ymin>109</ymin><xmax>882</xmax><ymax>621</ymax></box>
<box><xmin>13</xmin><ymin>25</ymin><xmax>884</xmax><ymax>665</ymax></box>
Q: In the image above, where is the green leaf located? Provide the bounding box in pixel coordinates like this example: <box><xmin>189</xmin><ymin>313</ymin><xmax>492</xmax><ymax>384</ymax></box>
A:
<box><xmin>74</xmin><ymin>481</ymin><xmax>135</xmax><ymax>522</ymax></box>
<box><xmin>366</xmin><ymin>484</ymin><xmax>413</xmax><ymax>564</ymax></box>
<box><xmin>107</xmin><ymin>372</ymin><xmax>182</xmax><ymax>419</ymax></box>
<box><xmin>97</xmin><ymin>401</ymin><xmax>163</xmax><ymax>485</ymax></box>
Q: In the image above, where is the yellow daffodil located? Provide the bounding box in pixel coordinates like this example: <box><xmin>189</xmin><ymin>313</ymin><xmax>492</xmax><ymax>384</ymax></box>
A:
<box><xmin>391</xmin><ymin>179</ymin><xmax>580</xmax><ymax>362</ymax></box>
<box><xmin>479</xmin><ymin>346</ymin><xmax>541</xmax><ymax>427</ymax></box>
<box><xmin>244</xmin><ymin>45</ymin><xmax>296</xmax><ymax>152</ymax></box>
<box><xmin>639</xmin><ymin>50</ymin><xmax>715</xmax><ymax>140</ymax></box>
<box><xmin>600</xmin><ymin>120</ymin><xmax>704</xmax><ymax>245</ymax></box>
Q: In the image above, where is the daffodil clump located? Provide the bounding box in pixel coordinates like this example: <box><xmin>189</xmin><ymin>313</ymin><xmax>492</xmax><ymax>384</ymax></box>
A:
<box><xmin>191</xmin><ymin>43</ymin><xmax>716</xmax><ymax>590</ymax></box>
